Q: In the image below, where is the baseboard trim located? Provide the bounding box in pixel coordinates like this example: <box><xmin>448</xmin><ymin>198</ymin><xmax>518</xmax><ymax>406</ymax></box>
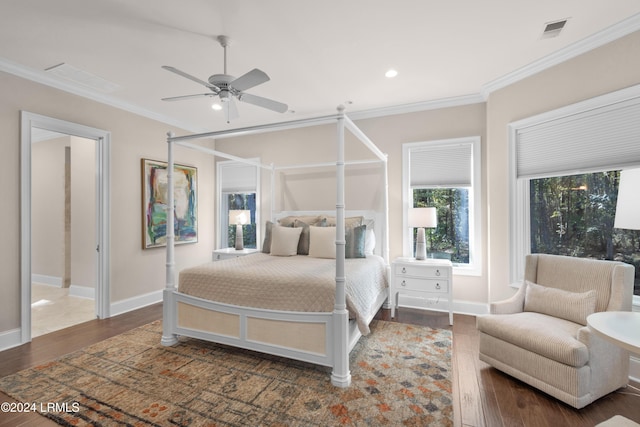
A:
<box><xmin>397</xmin><ymin>295</ymin><xmax>488</xmax><ymax>317</ymax></box>
<box><xmin>32</xmin><ymin>274</ymin><xmax>61</xmax><ymax>287</ymax></box>
<box><xmin>0</xmin><ymin>328</ymin><xmax>22</xmax><ymax>352</ymax></box>
<box><xmin>630</xmin><ymin>356</ymin><xmax>640</xmax><ymax>383</ymax></box>
<box><xmin>109</xmin><ymin>290</ymin><xmax>163</xmax><ymax>318</ymax></box>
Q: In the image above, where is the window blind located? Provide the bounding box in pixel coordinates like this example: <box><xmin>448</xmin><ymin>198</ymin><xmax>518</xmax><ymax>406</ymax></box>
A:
<box><xmin>219</xmin><ymin>162</ymin><xmax>257</xmax><ymax>192</ymax></box>
<box><xmin>516</xmin><ymin>96</ymin><xmax>640</xmax><ymax>179</ymax></box>
<box><xmin>410</xmin><ymin>142</ymin><xmax>473</xmax><ymax>187</ymax></box>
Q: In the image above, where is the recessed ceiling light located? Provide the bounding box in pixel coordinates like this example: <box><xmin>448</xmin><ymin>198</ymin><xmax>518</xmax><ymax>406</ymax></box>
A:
<box><xmin>211</xmin><ymin>103</ymin><xmax>222</xmax><ymax>111</ymax></box>
<box><xmin>385</xmin><ymin>69</ymin><xmax>398</xmax><ymax>78</ymax></box>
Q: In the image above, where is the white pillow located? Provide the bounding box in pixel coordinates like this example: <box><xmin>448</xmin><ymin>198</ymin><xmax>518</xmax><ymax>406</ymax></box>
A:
<box><xmin>269</xmin><ymin>226</ymin><xmax>303</xmax><ymax>256</ymax></box>
<box><xmin>364</xmin><ymin>228</ymin><xmax>376</xmax><ymax>255</ymax></box>
<box><xmin>523</xmin><ymin>280</ymin><xmax>597</xmax><ymax>325</ymax></box>
<box><xmin>308</xmin><ymin>226</ymin><xmax>336</xmax><ymax>259</ymax></box>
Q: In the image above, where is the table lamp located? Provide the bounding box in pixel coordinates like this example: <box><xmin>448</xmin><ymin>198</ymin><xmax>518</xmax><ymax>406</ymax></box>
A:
<box><xmin>614</xmin><ymin>168</ymin><xmax>640</xmax><ymax>231</ymax></box>
<box><xmin>408</xmin><ymin>207</ymin><xmax>438</xmax><ymax>260</ymax></box>
<box><xmin>229</xmin><ymin>210</ymin><xmax>251</xmax><ymax>250</ymax></box>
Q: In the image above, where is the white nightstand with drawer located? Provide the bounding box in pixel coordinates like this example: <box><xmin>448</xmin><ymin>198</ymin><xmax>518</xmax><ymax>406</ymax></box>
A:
<box><xmin>212</xmin><ymin>248</ymin><xmax>260</xmax><ymax>261</ymax></box>
<box><xmin>390</xmin><ymin>257</ymin><xmax>453</xmax><ymax>325</ymax></box>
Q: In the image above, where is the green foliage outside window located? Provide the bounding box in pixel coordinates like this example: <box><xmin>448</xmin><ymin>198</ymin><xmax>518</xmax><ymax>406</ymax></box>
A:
<box><xmin>530</xmin><ymin>171</ymin><xmax>640</xmax><ymax>296</ymax></box>
<box><xmin>413</xmin><ymin>188</ymin><xmax>470</xmax><ymax>263</ymax></box>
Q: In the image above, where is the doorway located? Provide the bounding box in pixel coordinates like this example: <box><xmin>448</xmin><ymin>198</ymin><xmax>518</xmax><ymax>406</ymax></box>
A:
<box><xmin>20</xmin><ymin>112</ymin><xmax>111</xmax><ymax>343</ymax></box>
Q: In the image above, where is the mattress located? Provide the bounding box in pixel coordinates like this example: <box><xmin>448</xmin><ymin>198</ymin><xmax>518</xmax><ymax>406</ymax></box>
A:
<box><xmin>178</xmin><ymin>253</ymin><xmax>388</xmax><ymax>335</ymax></box>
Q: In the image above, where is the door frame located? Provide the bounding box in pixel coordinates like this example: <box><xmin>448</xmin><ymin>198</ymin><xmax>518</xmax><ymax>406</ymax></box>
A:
<box><xmin>20</xmin><ymin>111</ymin><xmax>111</xmax><ymax>343</ymax></box>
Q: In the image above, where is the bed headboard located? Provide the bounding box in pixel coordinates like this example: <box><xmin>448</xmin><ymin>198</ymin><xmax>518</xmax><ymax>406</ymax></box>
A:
<box><xmin>273</xmin><ymin>210</ymin><xmax>385</xmax><ymax>258</ymax></box>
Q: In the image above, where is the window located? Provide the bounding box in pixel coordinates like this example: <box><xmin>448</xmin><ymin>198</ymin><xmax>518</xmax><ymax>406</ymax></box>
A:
<box><xmin>509</xmin><ymin>84</ymin><xmax>640</xmax><ymax>301</ymax></box>
<box><xmin>217</xmin><ymin>159</ymin><xmax>260</xmax><ymax>249</ymax></box>
<box><xmin>402</xmin><ymin>137</ymin><xmax>481</xmax><ymax>275</ymax></box>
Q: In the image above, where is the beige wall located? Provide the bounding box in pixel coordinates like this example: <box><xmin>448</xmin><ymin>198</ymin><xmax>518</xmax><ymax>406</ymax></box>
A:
<box><xmin>486</xmin><ymin>30</ymin><xmax>640</xmax><ymax>302</ymax></box>
<box><xmin>32</xmin><ymin>136</ymin><xmax>67</xmax><ymax>280</ymax></box>
<box><xmin>0</xmin><ymin>72</ymin><xmax>215</xmax><ymax>332</ymax></box>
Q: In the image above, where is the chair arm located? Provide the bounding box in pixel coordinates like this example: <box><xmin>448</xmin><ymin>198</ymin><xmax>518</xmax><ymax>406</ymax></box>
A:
<box><xmin>489</xmin><ymin>282</ymin><xmax>527</xmax><ymax>314</ymax></box>
<box><xmin>577</xmin><ymin>326</ymin><xmax>630</xmax><ymax>398</ymax></box>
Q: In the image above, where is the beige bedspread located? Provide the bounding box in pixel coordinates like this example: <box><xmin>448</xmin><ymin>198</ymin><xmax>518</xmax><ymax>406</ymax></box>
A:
<box><xmin>178</xmin><ymin>253</ymin><xmax>388</xmax><ymax>335</ymax></box>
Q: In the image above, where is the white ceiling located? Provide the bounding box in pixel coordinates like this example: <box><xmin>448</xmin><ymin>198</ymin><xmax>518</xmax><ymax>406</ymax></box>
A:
<box><xmin>2</xmin><ymin>0</ymin><xmax>640</xmax><ymax>133</ymax></box>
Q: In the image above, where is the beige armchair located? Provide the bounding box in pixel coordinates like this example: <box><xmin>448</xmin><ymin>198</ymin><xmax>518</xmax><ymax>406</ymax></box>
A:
<box><xmin>477</xmin><ymin>254</ymin><xmax>635</xmax><ymax>409</ymax></box>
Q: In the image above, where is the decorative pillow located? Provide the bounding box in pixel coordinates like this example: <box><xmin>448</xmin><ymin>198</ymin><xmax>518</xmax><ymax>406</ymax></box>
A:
<box><xmin>278</xmin><ymin>215</ymin><xmax>322</xmax><ymax>227</ymax></box>
<box><xmin>262</xmin><ymin>221</ymin><xmax>293</xmax><ymax>253</ymax></box>
<box><xmin>308</xmin><ymin>226</ymin><xmax>336</xmax><ymax>259</ymax></box>
<box><xmin>345</xmin><ymin>224</ymin><xmax>367</xmax><ymax>258</ymax></box>
<box><xmin>262</xmin><ymin>221</ymin><xmax>274</xmax><ymax>253</ymax></box>
<box><xmin>269</xmin><ymin>226</ymin><xmax>303</xmax><ymax>256</ymax></box>
<box><xmin>294</xmin><ymin>218</ymin><xmax>327</xmax><ymax>255</ymax></box>
<box><xmin>323</xmin><ymin>215</ymin><xmax>364</xmax><ymax>228</ymax></box>
<box><xmin>364</xmin><ymin>228</ymin><xmax>376</xmax><ymax>255</ymax></box>
<box><xmin>523</xmin><ymin>280</ymin><xmax>597</xmax><ymax>325</ymax></box>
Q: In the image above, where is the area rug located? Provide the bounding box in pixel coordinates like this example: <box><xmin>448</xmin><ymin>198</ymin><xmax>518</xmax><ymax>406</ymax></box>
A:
<box><xmin>0</xmin><ymin>320</ymin><xmax>452</xmax><ymax>426</ymax></box>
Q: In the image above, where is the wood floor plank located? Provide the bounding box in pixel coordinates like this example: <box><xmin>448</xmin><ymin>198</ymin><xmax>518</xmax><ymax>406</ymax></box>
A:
<box><xmin>2</xmin><ymin>305</ymin><xmax>640</xmax><ymax>426</ymax></box>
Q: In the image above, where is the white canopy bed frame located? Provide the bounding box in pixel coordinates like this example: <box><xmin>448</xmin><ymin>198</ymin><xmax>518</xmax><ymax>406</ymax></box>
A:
<box><xmin>161</xmin><ymin>106</ymin><xmax>389</xmax><ymax>387</ymax></box>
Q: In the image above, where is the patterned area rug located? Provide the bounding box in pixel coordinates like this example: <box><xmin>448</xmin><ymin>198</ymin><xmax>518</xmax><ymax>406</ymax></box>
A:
<box><xmin>0</xmin><ymin>320</ymin><xmax>452</xmax><ymax>426</ymax></box>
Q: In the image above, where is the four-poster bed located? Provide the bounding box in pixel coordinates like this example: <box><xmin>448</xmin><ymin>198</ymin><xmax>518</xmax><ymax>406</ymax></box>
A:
<box><xmin>161</xmin><ymin>106</ymin><xmax>389</xmax><ymax>387</ymax></box>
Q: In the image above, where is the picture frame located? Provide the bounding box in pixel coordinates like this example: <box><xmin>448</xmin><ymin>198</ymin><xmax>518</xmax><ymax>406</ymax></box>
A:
<box><xmin>141</xmin><ymin>158</ymin><xmax>197</xmax><ymax>249</ymax></box>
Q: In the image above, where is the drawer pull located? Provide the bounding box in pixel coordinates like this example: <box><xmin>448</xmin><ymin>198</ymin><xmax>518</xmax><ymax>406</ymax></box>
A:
<box><xmin>216</xmin><ymin>255</ymin><xmax>221</xmax><ymax>260</ymax></box>
<box><xmin>401</xmin><ymin>267</ymin><xmax>407</xmax><ymax>274</ymax></box>
<box><xmin>401</xmin><ymin>280</ymin><xmax>406</xmax><ymax>287</ymax></box>
<box><xmin>435</xmin><ymin>269</ymin><xmax>441</xmax><ymax>276</ymax></box>
<box><xmin>436</xmin><ymin>283</ymin><xmax>441</xmax><ymax>290</ymax></box>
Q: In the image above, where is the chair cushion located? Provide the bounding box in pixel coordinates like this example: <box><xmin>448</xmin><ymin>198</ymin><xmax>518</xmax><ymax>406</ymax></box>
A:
<box><xmin>477</xmin><ymin>312</ymin><xmax>589</xmax><ymax>367</ymax></box>
<box><xmin>524</xmin><ymin>281</ymin><xmax>597</xmax><ymax>326</ymax></box>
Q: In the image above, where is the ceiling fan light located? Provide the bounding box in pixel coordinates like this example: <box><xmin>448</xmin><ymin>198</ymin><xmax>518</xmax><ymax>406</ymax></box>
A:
<box><xmin>385</xmin><ymin>69</ymin><xmax>398</xmax><ymax>78</ymax></box>
<box><xmin>211</xmin><ymin>103</ymin><xmax>222</xmax><ymax>110</ymax></box>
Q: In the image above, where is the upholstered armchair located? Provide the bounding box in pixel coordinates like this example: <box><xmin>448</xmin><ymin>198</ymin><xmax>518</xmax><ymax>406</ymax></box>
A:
<box><xmin>477</xmin><ymin>254</ymin><xmax>635</xmax><ymax>409</ymax></box>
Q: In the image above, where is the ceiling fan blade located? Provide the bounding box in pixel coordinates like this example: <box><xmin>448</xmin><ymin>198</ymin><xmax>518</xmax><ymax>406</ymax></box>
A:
<box><xmin>161</xmin><ymin>93</ymin><xmax>214</xmax><ymax>101</ymax></box>
<box><xmin>162</xmin><ymin>65</ymin><xmax>219</xmax><ymax>91</ymax></box>
<box><xmin>223</xmin><ymin>98</ymin><xmax>239</xmax><ymax>123</ymax></box>
<box><xmin>238</xmin><ymin>93</ymin><xmax>288</xmax><ymax>113</ymax></box>
<box><xmin>229</xmin><ymin>68</ymin><xmax>270</xmax><ymax>92</ymax></box>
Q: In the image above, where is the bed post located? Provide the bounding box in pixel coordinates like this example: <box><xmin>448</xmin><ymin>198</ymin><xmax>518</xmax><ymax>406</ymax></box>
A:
<box><xmin>162</xmin><ymin>132</ymin><xmax>179</xmax><ymax>346</ymax></box>
<box><xmin>331</xmin><ymin>105</ymin><xmax>351</xmax><ymax>387</ymax></box>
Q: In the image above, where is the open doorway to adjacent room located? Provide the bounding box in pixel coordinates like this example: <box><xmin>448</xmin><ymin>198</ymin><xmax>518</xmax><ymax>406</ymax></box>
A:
<box><xmin>21</xmin><ymin>112</ymin><xmax>111</xmax><ymax>342</ymax></box>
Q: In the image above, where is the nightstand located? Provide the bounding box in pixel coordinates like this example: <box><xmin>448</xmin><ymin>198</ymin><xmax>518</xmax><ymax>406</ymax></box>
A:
<box><xmin>390</xmin><ymin>257</ymin><xmax>453</xmax><ymax>325</ymax></box>
<box><xmin>212</xmin><ymin>247</ymin><xmax>260</xmax><ymax>261</ymax></box>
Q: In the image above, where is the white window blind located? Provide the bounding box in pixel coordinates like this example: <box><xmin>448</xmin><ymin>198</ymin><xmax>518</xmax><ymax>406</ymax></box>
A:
<box><xmin>219</xmin><ymin>162</ymin><xmax>257</xmax><ymax>192</ymax></box>
<box><xmin>410</xmin><ymin>141</ymin><xmax>473</xmax><ymax>187</ymax></box>
<box><xmin>516</xmin><ymin>96</ymin><xmax>640</xmax><ymax>179</ymax></box>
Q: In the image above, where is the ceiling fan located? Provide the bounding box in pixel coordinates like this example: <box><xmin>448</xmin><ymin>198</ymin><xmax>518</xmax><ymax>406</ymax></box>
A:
<box><xmin>161</xmin><ymin>35</ymin><xmax>288</xmax><ymax>122</ymax></box>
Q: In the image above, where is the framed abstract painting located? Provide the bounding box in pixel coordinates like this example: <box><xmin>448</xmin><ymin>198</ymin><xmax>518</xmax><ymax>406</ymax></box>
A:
<box><xmin>142</xmin><ymin>158</ymin><xmax>197</xmax><ymax>249</ymax></box>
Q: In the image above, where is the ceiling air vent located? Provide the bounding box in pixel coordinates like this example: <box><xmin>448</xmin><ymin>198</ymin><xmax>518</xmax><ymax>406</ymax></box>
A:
<box><xmin>541</xmin><ymin>19</ymin><xmax>568</xmax><ymax>39</ymax></box>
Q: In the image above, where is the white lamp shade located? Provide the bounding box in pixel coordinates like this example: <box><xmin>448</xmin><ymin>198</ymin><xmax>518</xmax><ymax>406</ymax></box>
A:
<box><xmin>408</xmin><ymin>207</ymin><xmax>438</xmax><ymax>228</ymax></box>
<box><xmin>614</xmin><ymin>168</ymin><xmax>640</xmax><ymax>230</ymax></box>
<box><xmin>229</xmin><ymin>210</ymin><xmax>250</xmax><ymax>225</ymax></box>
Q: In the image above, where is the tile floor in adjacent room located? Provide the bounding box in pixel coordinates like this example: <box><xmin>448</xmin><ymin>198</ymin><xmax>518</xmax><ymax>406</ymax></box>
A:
<box><xmin>31</xmin><ymin>283</ymin><xmax>95</xmax><ymax>337</ymax></box>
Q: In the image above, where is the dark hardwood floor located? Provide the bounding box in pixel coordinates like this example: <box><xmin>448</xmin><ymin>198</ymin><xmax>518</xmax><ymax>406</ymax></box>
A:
<box><xmin>1</xmin><ymin>304</ymin><xmax>638</xmax><ymax>426</ymax></box>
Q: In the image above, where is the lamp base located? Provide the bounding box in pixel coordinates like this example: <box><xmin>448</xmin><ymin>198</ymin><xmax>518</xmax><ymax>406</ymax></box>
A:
<box><xmin>235</xmin><ymin>224</ymin><xmax>244</xmax><ymax>250</ymax></box>
<box><xmin>415</xmin><ymin>227</ymin><xmax>427</xmax><ymax>260</ymax></box>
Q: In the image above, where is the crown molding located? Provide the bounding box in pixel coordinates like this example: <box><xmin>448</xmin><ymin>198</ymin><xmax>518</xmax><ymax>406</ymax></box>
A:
<box><xmin>0</xmin><ymin>57</ymin><xmax>207</xmax><ymax>133</ymax></box>
<box><xmin>348</xmin><ymin>93</ymin><xmax>486</xmax><ymax>121</ymax></box>
<box><xmin>481</xmin><ymin>12</ymin><xmax>640</xmax><ymax>97</ymax></box>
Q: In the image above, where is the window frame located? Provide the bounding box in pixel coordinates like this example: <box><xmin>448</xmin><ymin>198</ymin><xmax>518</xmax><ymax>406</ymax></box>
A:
<box><xmin>508</xmin><ymin>85</ymin><xmax>640</xmax><ymax>307</ymax></box>
<box><xmin>402</xmin><ymin>136</ymin><xmax>482</xmax><ymax>276</ymax></box>
<box><xmin>216</xmin><ymin>159</ymin><xmax>261</xmax><ymax>250</ymax></box>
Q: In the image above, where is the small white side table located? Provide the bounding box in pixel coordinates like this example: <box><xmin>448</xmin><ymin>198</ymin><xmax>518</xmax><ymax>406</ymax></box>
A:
<box><xmin>390</xmin><ymin>257</ymin><xmax>453</xmax><ymax>325</ymax></box>
<box><xmin>212</xmin><ymin>247</ymin><xmax>260</xmax><ymax>261</ymax></box>
<box><xmin>587</xmin><ymin>311</ymin><xmax>640</xmax><ymax>355</ymax></box>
